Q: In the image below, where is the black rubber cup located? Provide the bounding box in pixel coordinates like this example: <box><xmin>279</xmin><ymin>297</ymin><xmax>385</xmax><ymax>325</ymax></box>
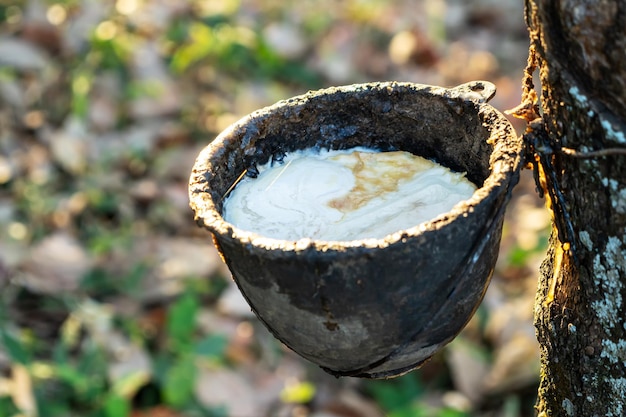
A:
<box><xmin>189</xmin><ymin>81</ymin><xmax>522</xmax><ymax>378</ymax></box>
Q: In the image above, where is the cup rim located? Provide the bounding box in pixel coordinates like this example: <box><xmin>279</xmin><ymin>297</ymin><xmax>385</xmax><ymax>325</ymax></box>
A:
<box><xmin>189</xmin><ymin>81</ymin><xmax>521</xmax><ymax>254</ymax></box>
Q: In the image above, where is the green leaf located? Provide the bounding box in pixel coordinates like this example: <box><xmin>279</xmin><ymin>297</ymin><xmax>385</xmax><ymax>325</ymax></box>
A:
<box><xmin>163</xmin><ymin>353</ymin><xmax>197</xmax><ymax>408</ymax></box>
<box><xmin>166</xmin><ymin>292</ymin><xmax>199</xmax><ymax>351</ymax></box>
<box><xmin>170</xmin><ymin>22</ymin><xmax>214</xmax><ymax>73</ymax></box>
<box><xmin>0</xmin><ymin>330</ymin><xmax>30</xmax><ymax>365</ymax></box>
<box><xmin>508</xmin><ymin>245</ymin><xmax>532</xmax><ymax>267</ymax></box>
<box><xmin>0</xmin><ymin>396</ymin><xmax>20</xmax><ymax>416</ymax></box>
<box><xmin>389</xmin><ymin>407</ymin><xmax>423</xmax><ymax>417</ymax></box>
<box><xmin>103</xmin><ymin>393</ymin><xmax>130</xmax><ymax>417</ymax></box>
<box><xmin>436</xmin><ymin>408</ymin><xmax>470</xmax><ymax>417</ymax></box>
<box><xmin>194</xmin><ymin>334</ymin><xmax>228</xmax><ymax>359</ymax></box>
<box><xmin>55</xmin><ymin>363</ymin><xmax>91</xmax><ymax>389</ymax></box>
<box><xmin>365</xmin><ymin>373</ymin><xmax>423</xmax><ymax>412</ymax></box>
<box><xmin>33</xmin><ymin>385</ymin><xmax>68</xmax><ymax>417</ymax></box>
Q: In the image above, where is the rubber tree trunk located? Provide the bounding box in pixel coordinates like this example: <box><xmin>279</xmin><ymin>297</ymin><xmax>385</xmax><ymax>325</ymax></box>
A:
<box><xmin>523</xmin><ymin>0</ymin><xmax>626</xmax><ymax>415</ymax></box>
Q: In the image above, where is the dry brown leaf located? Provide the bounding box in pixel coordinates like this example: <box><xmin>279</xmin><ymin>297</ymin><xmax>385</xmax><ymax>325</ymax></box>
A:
<box><xmin>483</xmin><ymin>332</ymin><xmax>540</xmax><ymax>395</ymax></box>
<box><xmin>194</xmin><ymin>368</ymin><xmax>265</xmax><ymax>417</ymax></box>
<box><xmin>152</xmin><ymin>146</ymin><xmax>203</xmax><ymax>182</ymax></box>
<box><xmin>125</xmin><ymin>236</ymin><xmax>225</xmax><ymax>302</ymax></box>
<box><xmin>217</xmin><ymin>282</ymin><xmax>255</xmax><ymax>318</ymax></box>
<box><xmin>445</xmin><ymin>338</ymin><xmax>490</xmax><ymax>404</ymax></box>
<box><xmin>107</xmin><ymin>337</ymin><xmax>152</xmax><ymax>399</ymax></box>
<box><xmin>263</xmin><ymin>23</ymin><xmax>308</xmax><ymax>59</ymax></box>
<box><xmin>49</xmin><ymin>118</ymin><xmax>90</xmax><ymax>175</ymax></box>
<box><xmin>318</xmin><ymin>390</ymin><xmax>384</xmax><ymax>417</ymax></box>
<box><xmin>11</xmin><ymin>364</ymin><xmax>37</xmax><ymax>417</ymax></box>
<box><xmin>0</xmin><ymin>37</ymin><xmax>48</xmax><ymax>70</ymax></box>
<box><xmin>18</xmin><ymin>232</ymin><xmax>92</xmax><ymax>295</ymax></box>
<box><xmin>63</xmin><ymin>0</ymin><xmax>107</xmax><ymax>53</ymax></box>
<box><xmin>129</xmin><ymin>41</ymin><xmax>181</xmax><ymax>119</ymax></box>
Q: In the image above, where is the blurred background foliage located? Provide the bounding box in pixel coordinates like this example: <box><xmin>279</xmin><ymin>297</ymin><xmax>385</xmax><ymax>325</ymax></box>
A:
<box><xmin>0</xmin><ymin>0</ymin><xmax>548</xmax><ymax>416</ymax></box>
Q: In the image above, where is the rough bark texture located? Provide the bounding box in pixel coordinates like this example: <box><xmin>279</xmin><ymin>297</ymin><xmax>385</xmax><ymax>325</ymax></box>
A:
<box><xmin>526</xmin><ymin>0</ymin><xmax>626</xmax><ymax>415</ymax></box>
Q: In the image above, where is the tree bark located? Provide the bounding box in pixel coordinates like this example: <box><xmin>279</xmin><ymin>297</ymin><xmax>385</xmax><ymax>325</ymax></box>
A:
<box><xmin>524</xmin><ymin>0</ymin><xmax>626</xmax><ymax>415</ymax></box>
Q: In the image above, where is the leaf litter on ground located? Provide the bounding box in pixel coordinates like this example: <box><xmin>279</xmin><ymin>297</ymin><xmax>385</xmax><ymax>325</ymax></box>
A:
<box><xmin>0</xmin><ymin>0</ymin><xmax>544</xmax><ymax>416</ymax></box>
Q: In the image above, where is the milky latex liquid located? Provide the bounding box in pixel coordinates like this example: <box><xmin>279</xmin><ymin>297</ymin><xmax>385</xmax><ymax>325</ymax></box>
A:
<box><xmin>222</xmin><ymin>147</ymin><xmax>477</xmax><ymax>241</ymax></box>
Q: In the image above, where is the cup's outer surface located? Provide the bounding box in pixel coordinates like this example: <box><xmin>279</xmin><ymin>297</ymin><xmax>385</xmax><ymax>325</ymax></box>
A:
<box><xmin>189</xmin><ymin>81</ymin><xmax>522</xmax><ymax>378</ymax></box>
